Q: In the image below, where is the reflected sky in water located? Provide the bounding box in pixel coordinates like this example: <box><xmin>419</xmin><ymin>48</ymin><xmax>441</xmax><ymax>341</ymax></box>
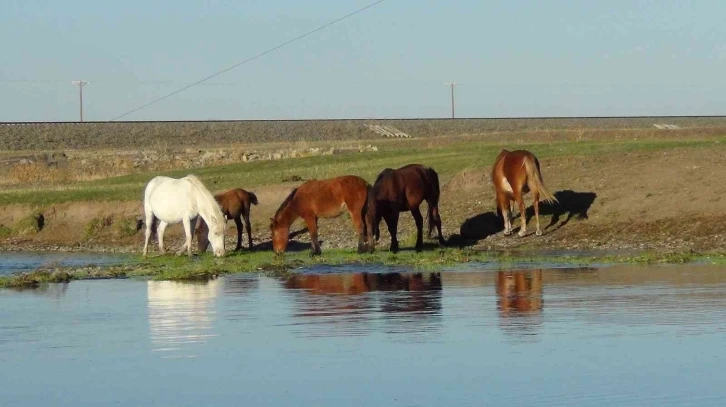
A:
<box><xmin>2</xmin><ymin>264</ymin><xmax>726</xmax><ymax>406</ymax></box>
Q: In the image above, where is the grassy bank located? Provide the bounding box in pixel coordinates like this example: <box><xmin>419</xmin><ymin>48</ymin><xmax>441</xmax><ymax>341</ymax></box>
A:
<box><xmin>2</xmin><ymin>135</ymin><xmax>725</xmax><ymax>206</ymax></box>
<box><xmin>3</xmin><ymin>248</ymin><xmax>725</xmax><ymax>289</ymax></box>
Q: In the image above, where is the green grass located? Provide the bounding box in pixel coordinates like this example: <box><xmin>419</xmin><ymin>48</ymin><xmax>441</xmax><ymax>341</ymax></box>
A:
<box><xmin>13</xmin><ymin>211</ymin><xmax>44</xmax><ymax>235</ymax></box>
<box><xmin>1</xmin><ymin>136</ymin><xmax>725</xmax><ymax>206</ymax></box>
<box><xmin>3</xmin><ymin>247</ymin><xmax>724</xmax><ymax>289</ymax></box>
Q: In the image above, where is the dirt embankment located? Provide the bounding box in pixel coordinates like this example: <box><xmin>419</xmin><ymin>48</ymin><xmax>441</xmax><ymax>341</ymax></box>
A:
<box><xmin>1</xmin><ymin>147</ymin><xmax>725</xmax><ymax>254</ymax></box>
<box><xmin>4</xmin><ymin>117</ymin><xmax>726</xmax><ymax>151</ymax></box>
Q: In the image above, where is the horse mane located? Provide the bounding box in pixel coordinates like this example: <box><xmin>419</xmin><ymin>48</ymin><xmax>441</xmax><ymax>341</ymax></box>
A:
<box><xmin>374</xmin><ymin>168</ymin><xmax>394</xmax><ymax>185</ymax></box>
<box><xmin>184</xmin><ymin>174</ymin><xmax>225</xmax><ymax>228</ymax></box>
<box><xmin>274</xmin><ymin>188</ymin><xmax>298</xmax><ymax>218</ymax></box>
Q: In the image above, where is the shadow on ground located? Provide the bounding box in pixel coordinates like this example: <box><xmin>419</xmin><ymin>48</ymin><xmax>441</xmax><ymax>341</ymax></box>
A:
<box><xmin>449</xmin><ymin>190</ymin><xmax>597</xmax><ymax>247</ymax></box>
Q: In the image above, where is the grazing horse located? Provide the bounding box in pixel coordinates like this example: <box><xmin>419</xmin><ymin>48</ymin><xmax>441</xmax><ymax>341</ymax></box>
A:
<box><xmin>270</xmin><ymin>175</ymin><xmax>372</xmax><ymax>255</ymax></box>
<box><xmin>492</xmin><ymin>149</ymin><xmax>557</xmax><ymax>236</ymax></box>
<box><xmin>143</xmin><ymin>175</ymin><xmax>226</xmax><ymax>257</ymax></box>
<box><xmin>368</xmin><ymin>164</ymin><xmax>445</xmax><ymax>253</ymax></box>
<box><xmin>197</xmin><ymin>188</ymin><xmax>258</xmax><ymax>252</ymax></box>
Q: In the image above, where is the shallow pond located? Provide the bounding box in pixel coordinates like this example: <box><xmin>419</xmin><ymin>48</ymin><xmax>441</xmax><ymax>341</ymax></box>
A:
<box><xmin>0</xmin><ymin>252</ymin><xmax>130</xmax><ymax>276</ymax></box>
<box><xmin>2</xmin><ymin>263</ymin><xmax>726</xmax><ymax>406</ymax></box>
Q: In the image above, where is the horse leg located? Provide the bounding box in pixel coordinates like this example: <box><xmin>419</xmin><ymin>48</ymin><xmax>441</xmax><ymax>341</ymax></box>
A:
<box><xmin>411</xmin><ymin>207</ymin><xmax>424</xmax><ymax>252</ymax></box>
<box><xmin>143</xmin><ymin>211</ymin><xmax>153</xmax><ymax>257</ymax></box>
<box><xmin>430</xmin><ymin>205</ymin><xmax>445</xmax><ymax>246</ymax></box>
<box><xmin>374</xmin><ymin>215</ymin><xmax>381</xmax><ymax>241</ymax></box>
<box><xmin>384</xmin><ymin>212</ymin><xmax>400</xmax><ymax>253</ymax></box>
<box><xmin>533</xmin><ymin>191</ymin><xmax>543</xmax><ymax>236</ymax></box>
<box><xmin>189</xmin><ymin>216</ymin><xmax>197</xmax><ymax>256</ymax></box>
<box><xmin>349</xmin><ymin>208</ymin><xmax>367</xmax><ymax>254</ymax></box>
<box><xmin>243</xmin><ymin>213</ymin><xmax>254</xmax><ymax>249</ymax></box>
<box><xmin>304</xmin><ymin>215</ymin><xmax>321</xmax><ymax>256</ymax></box>
<box><xmin>233</xmin><ymin>216</ymin><xmax>243</xmax><ymax>251</ymax></box>
<box><xmin>157</xmin><ymin>221</ymin><xmax>168</xmax><ymax>255</ymax></box>
<box><xmin>497</xmin><ymin>192</ymin><xmax>512</xmax><ymax>236</ymax></box>
<box><xmin>177</xmin><ymin>217</ymin><xmax>194</xmax><ymax>257</ymax></box>
<box><xmin>515</xmin><ymin>192</ymin><xmax>528</xmax><ymax>237</ymax></box>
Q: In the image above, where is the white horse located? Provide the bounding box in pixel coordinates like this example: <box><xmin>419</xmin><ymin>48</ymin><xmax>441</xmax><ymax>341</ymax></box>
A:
<box><xmin>143</xmin><ymin>174</ymin><xmax>226</xmax><ymax>257</ymax></box>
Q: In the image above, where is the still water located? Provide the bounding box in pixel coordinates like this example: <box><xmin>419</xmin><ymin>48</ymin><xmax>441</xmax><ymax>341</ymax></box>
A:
<box><xmin>2</xmin><ymin>264</ymin><xmax>726</xmax><ymax>406</ymax></box>
<box><xmin>0</xmin><ymin>252</ymin><xmax>129</xmax><ymax>276</ymax></box>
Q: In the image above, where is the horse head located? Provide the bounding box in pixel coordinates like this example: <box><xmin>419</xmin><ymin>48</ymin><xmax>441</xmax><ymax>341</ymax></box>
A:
<box><xmin>270</xmin><ymin>217</ymin><xmax>289</xmax><ymax>255</ymax></box>
<box><xmin>207</xmin><ymin>219</ymin><xmax>226</xmax><ymax>257</ymax></box>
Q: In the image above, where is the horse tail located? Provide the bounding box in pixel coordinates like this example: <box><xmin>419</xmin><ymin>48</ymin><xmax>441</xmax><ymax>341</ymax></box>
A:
<box><xmin>248</xmin><ymin>192</ymin><xmax>259</xmax><ymax>206</ymax></box>
<box><xmin>523</xmin><ymin>155</ymin><xmax>557</xmax><ymax>204</ymax></box>
<box><xmin>425</xmin><ymin>167</ymin><xmax>441</xmax><ymax>233</ymax></box>
<box><xmin>362</xmin><ymin>183</ymin><xmax>377</xmax><ymax>244</ymax></box>
<box><xmin>143</xmin><ymin>178</ymin><xmax>158</xmax><ymax>239</ymax></box>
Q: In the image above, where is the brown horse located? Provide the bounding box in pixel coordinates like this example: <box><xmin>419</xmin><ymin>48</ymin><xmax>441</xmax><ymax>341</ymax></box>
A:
<box><xmin>197</xmin><ymin>188</ymin><xmax>258</xmax><ymax>252</ymax></box>
<box><xmin>270</xmin><ymin>175</ymin><xmax>372</xmax><ymax>255</ymax></box>
<box><xmin>492</xmin><ymin>149</ymin><xmax>557</xmax><ymax>237</ymax></box>
<box><xmin>368</xmin><ymin>164</ymin><xmax>445</xmax><ymax>253</ymax></box>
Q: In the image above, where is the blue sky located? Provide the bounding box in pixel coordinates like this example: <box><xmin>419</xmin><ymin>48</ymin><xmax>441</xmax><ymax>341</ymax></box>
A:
<box><xmin>1</xmin><ymin>0</ymin><xmax>724</xmax><ymax>121</ymax></box>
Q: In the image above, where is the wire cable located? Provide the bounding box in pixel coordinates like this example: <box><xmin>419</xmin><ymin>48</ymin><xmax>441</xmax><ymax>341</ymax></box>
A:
<box><xmin>110</xmin><ymin>0</ymin><xmax>388</xmax><ymax>121</ymax></box>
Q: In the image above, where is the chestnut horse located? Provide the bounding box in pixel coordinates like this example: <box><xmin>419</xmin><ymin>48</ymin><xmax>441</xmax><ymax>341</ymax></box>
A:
<box><xmin>270</xmin><ymin>175</ymin><xmax>372</xmax><ymax>255</ymax></box>
<box><xmin>368</xmin><ymin>164</ymin><xmax>445</xmax><ymax>253</ymax></box>
<box><xmin>197</xmin><ymin>188</ymin><xmax>258</xmax><ymax>252</ymax></box>
<box><xmin>492</xmin><ymin>149</ymin><xmax>557</xmax><ymax>236</ymax></box>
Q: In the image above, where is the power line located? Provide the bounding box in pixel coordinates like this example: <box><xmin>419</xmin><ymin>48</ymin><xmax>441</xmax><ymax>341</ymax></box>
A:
<box><xmin>110</xmin><ymin>0</ymin><xmax>389</xmax><ymax>121</ymax></box>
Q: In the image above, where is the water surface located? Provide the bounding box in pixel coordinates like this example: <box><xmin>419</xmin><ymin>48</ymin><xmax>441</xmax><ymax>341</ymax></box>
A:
<box><xmin>0</xmin><ymin>251</ymin><xmax>129</xmax><ymax>276</ymax></box>
<box><xmin>2</xmin><ymin>264</ymin><xmax>726</xmax><ymax>406</ymax></box>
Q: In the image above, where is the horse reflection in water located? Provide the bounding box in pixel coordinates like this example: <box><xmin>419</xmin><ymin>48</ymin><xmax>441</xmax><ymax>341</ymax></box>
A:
<box><xmin>283</xmin><ymin>272</ymin><xmax>442</xmax><ymax>337</ymax></box>
<box><xmin>496</xmin><ymin>270</ymin><xmax>544</xmax><ymax>338</ymax></box>
<box><xmin>147</xmin><ymin>280</ymin><xmax>221</xmax><ymax>356</ymax></box>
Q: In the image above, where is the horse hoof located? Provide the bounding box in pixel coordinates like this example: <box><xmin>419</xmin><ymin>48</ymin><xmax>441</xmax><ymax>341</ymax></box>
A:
<box><xmin>518</xmin><ymin>231</ymin><xmax>526</xmax><ymax>237</ymax></box>
<box><xmin>536</xmin><ymin>230</ymin><xmax>543</xmax><ymax>236</ymax></box>
<box><xmin>503</xmin><ymin>231</ymin><xmax>511</xmax><ymax>236</ymax></box>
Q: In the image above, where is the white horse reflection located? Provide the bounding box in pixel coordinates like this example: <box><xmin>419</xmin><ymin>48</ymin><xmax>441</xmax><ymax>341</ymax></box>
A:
<box><xmin>147</xmin><ymin>280</ymin><xmax>221</xmax><ymax>356</ymax></box>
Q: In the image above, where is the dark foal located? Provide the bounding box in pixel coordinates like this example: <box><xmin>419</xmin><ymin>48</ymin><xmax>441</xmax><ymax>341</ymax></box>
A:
<box><xmin>197</xmin><ymin>188</ymin><xmax>258</xmax><ymax>252</ymax></box>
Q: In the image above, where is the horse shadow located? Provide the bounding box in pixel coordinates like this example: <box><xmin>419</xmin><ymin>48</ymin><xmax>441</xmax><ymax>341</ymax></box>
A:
<box><xmin>526</xmin><ymin>190</ymin><xmax>597</xmax><ymax>231</ymax></box>
<box><xmin>448</xmin><ymin>212</ymin><xmax>503</xmax><ymax>247</ymax></box>
<box><xmin>249</xmin><ymin>227</ymin><xmax>314</xmax><ymax>253</ymax></box>
<box><xmin>448</xmin><ymin>190</ymin><xmax>597</xmax><ymax>247</ymax></box>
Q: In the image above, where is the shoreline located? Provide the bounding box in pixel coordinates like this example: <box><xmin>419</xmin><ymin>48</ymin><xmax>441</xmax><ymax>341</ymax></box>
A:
<box><xmin>3</xmin><ymin>246</ymin><xmax>725</xmax><ymax>289</ymax></box>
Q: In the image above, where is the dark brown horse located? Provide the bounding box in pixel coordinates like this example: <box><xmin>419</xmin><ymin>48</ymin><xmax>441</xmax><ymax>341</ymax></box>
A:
<box><xmin>197</xmin><ymin>188</ymin><xmax>258</xmax><ymax>252</ymax></box>
<box><xmin>367</xmin><ymin>164</ymin><xmax>445</xmax><ymax>253</ymax></box>
<box><xmin>270</xmin><ymin>175</ymin><xmax>372</xmax><ymax>255</ymax></box>
<box><xmin>492</xmin><ymin>149</ymin><xmax>557</xmax><ymax>237</ymax></box>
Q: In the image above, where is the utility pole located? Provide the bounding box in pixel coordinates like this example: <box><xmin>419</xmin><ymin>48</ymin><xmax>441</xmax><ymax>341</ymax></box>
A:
<box><xmin>71</xmin><ymin>80</ymin><xmax>89</xmax><ymax>122</ymax></box>
<box><xmin>444</xmin><ymin>82</ymin><xmax>457</xmax><ymax>118</ymax></box>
